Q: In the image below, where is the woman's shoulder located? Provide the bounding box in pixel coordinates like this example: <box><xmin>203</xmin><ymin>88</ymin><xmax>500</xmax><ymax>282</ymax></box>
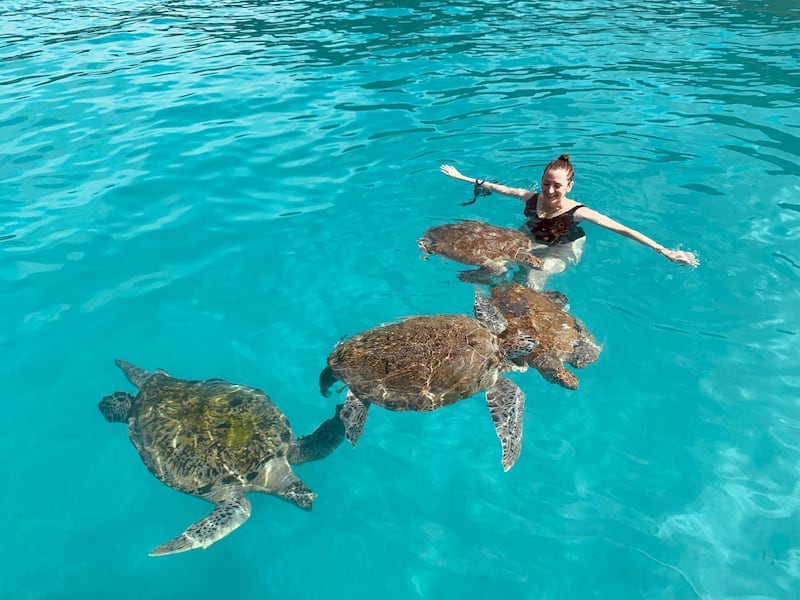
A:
<box><xmin>569</xmin><ymin>202</ymin><xmax>593</xmax><ymax>219</ymax></box>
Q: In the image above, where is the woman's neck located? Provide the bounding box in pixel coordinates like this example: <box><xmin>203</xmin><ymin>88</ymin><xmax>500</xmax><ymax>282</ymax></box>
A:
<box><xmin>537</xmin><ymin>195</ymin><xmax>565</xmax><ymax>217</ymax></box>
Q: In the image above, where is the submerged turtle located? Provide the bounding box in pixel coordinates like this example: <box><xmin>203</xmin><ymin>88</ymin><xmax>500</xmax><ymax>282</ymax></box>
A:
<box><xmin>319</xmin><ymin>291</ymin><xmax>537</xmax><ymax>471</ymax></box>
<box><xmin>490</xmin><ymin>282</ymin><xmax>601</xmax><ymax>390</ymax></box>
<box><xmin>98</xmin><ymin>360</ymin><xmax>344</xmax><ymax>556</ymax></box>
<box><xmin>418</xmin><ymin>219</ymin><xmax>544</xmax><ymax>284</ymax></box>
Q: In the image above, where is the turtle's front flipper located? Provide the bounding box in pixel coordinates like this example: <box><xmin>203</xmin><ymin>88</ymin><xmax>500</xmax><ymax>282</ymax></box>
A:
<box><xmin>149</xmin><ymin>495</ymin><xmax>251</xmax><ymax>557</ymax></box>
<box><xmin>288</xmin><ymin>404</ymin><xmax>346</xmax><ymax>465</ymax></box>
<box><xmin>341</xmin><ymin>391</ymin><xmax>369</xmax><ymax>446</ymax></box>
<box><xmin>486</xmin><ymin>377</ymin><xmax>525</xmax><ymax>472</ymax></box>
<box><xmin>98</xmin><ymin>391</ymin><xmax>135</xmax><ymax>423</ymax></box>
<box><xmin>515</xmin><ymin>251</ymin><xmax>544</xmax><ymax>270</ymax></box>
<box><xmin>114</xmin><ymin>359</ymin><xmax>151</xmax><ymax>388</ymax></box>
<box><xmin>532</xmin><ymin>352</ymin><xmax>578</xmax><ymax>390</ymax></box>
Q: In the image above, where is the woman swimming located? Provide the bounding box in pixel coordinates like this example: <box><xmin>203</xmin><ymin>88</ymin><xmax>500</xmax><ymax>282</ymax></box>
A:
<box><xmin>440</xmin><ymin>155</ymin><xmax>698</xmax><ymax>289</ymax></box>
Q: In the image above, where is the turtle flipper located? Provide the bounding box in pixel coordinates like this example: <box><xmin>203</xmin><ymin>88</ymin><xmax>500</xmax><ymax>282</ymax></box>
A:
<box><xmin>541</xmin><ymin>289</ymin><xmax>569</xmax><ymax>306</ymax></box>
<box><xmin>457</xmin><ymin>265</ymin><xmax>506</xmax><ymax>286</ymax></box>
<box><xmin>149</xmin><ymin>495</ymin><xmax>252</xmax><ymax>557</ymax></box>
<box><xmin>319</xmin><ymin>366</ymin><xmax>340</xmax><ymax>397</ymax></box>
<box><xmin>98</xmin><ymin>391</ymin><xmax>135</xmax><ymax>423</ymax></box>
<box><xmin>251</xmin><ymin>457</ymin><xmax>316</xmax><ymax>510</ymax></box>
<box><xmin>288</xmin><ymin>404</ymin><xmax>346</xmax><ymax>465</ymax></box>
<box><xmin>340</xmin><ymin>391</ymin><xmax>369</xmax><ymax>446</ymax></box>
<box><xmin>473</xmin><ymin>290</ymin><xmax>508</xmax><ymax>335</ymax></box>
<box><xmin>515</xmin><ymin>251</ymin><xmax>544</xmax><ymax>270</ymax></box>
<box><xmin>531</xmin><ymin>351</ymin><xmax>579</xmax><ymax>390</ymax></box>
<box><xmin>486</xmin><ymin>376</ymin><xmax>525</xmax><ymax>472</ymax></box>
<box><xmin>276</xmin><ymin>478</ymin><xmax>316</xmax><ymax>511</ymax></box>
<box><xmin>114</xmin><ymin>359</ymin><xmax>152</xmax><ymax>388</ymax></box>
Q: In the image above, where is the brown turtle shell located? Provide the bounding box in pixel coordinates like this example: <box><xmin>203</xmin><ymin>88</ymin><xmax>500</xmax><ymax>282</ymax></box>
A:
<box><xmin>418</xmin><ymin>220</ymin><xmax>544</xmax><ymax>270</ymax></box>
<box><xmin>490</xmin><ymin>282</ymin><xmax>600</xmax><ymax>389</ymax></box>
<box><xmin>324</xmin><ymin>314</ymin><xmax>503</xmax><ymax>412</ymax></box>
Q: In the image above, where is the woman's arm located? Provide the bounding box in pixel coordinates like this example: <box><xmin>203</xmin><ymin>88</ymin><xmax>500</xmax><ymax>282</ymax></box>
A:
<box><xmin>576</xmin><ymin>207</ymin><xmax>699</xmax><ymax>267</ymax></box>
<box><xmin>440</xmin><ymin>164</ymin><xmax>532</xmax><ymax>201</ymax></box>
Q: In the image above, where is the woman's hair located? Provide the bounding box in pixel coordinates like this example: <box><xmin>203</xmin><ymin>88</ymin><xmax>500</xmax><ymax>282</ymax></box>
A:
<box><xmin>542</xmin><ymin>154</ymin><xmax>574</xmax><ymax>182</ymax></box>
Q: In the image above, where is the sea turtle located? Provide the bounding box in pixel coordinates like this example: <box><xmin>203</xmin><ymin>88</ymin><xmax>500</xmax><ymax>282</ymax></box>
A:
<box><xmin>319</xmin><ymin>291</ymin><xmax>537</xmax><ymax>471</ymax></box>
<box><xmin>418</xmin><ymin>219</ymin><xmax>544</xmax><ymax>284</ymax></box>
<box><xmin>489</xmin><ymin>282</ymin><xmax>601</xmax><ymax>390</ymax></box>
<box><xmin>98</xmin><ymin>359</ymin><xmax>344</xmax><ymax>556</ymax></box>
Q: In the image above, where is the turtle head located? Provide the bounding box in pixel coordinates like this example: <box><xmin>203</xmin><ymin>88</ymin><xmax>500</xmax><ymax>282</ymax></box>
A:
<box><xmin>502</xmin><ymin>331</ymin><xmax>537</xmax><ymax>361</ymax></box>
<box><xmin>570</xmin><ymin>334</ymin><xmax>602</xmax><ymax>369</ymax></box>
<box><xmin>319</xmin><ymin>365</ymin><xmax>340</xmax><ymax>397</ymax></box>
<box><xmin>417</xmin><ymin>233</ymin><xmax>433</xmax><ymax>256</ymax></box>
<box><xmin>98</xmin><ymin>391</ymin><xmax>134</xmax><ymax>423</ymax></box>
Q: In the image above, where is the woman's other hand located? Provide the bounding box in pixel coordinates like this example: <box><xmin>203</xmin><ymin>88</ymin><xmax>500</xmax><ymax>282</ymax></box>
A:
<box><xmin>663</xmin><ymin>248</ymin><xmax>699</xmax><ymax>267</ymax></box>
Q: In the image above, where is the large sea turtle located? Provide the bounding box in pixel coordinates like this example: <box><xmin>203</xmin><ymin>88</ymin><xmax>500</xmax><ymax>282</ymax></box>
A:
<box><xmin>98</xmin><ymin>359</ymin><xmax>344</xmax><ymax>556</ymax></box>
<box><xmin>418</xmin><ymin>219</ymin><xmax>544</xmax><ymax>284</ymax></box>
<box><xmin>490</xmin><ymin>282</ymin><xmax>601</xmax><ymax>390</ymax></box>
<box><xmin>319</xmin><ymin>291</ymin><xmax>537</xmax><ymax>471</ymax></box>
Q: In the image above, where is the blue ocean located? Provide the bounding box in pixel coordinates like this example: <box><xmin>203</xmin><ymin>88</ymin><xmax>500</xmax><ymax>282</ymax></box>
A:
<box><xmin>2</xmin><ymin>1</ymin><xmax>799</xmax><ymax>598</ymax></box>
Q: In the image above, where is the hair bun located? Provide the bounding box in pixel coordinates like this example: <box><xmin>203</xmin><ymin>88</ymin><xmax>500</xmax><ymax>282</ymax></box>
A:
<box><xmin>558</xmin><ymin>154</ymin><xmax>570</xmax><ymax>162</ymax></box>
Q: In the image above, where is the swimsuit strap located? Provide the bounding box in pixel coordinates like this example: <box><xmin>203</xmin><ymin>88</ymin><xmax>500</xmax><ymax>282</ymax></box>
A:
<box><xmin>563</xmin><ymin>204</ymin><xmax>585</xmax><ymax>216</ymax></box>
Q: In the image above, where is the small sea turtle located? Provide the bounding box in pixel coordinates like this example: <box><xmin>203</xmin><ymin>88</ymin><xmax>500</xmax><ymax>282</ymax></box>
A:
<box><xmin>319</xmin><ymin>291</ymin><xmax>537</xmax><ymax>471</ymax></box>
<box><xmin>490</xmin><ymin>282</ymin><xmax>601</xmax><ymax>390</ymax></box>
<box><xmin>98</xmin><ymin>360</ymin><xmax>344</xmax><ymax>556</ymax></box>
<box><xmin>418</xmin><ymin>219</ymin><xmax>544</xmax><ymax>284</ymax></box>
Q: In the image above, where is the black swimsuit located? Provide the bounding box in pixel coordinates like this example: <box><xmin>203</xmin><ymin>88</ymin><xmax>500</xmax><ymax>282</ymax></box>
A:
<box><xmin>523</xmin><ymin>193</ymin><xmax>586</xmax><ymax>246</ymax></box>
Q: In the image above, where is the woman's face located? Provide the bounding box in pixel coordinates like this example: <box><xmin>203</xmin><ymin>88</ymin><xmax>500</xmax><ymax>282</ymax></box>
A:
<box><xmin>541</xmin><ymin>168</ymin><xmax>573</xmax><ymax>202</ymax></box>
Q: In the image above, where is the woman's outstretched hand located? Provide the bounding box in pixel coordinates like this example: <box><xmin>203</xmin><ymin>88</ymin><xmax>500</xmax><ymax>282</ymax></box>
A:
<box><xmin>440</xmin><ymin>164</ymin><xmax>466</xmax><ymax>180</ymax></box>
<box><xmin>663</xmin><ymin>249</ymin><xmax>699</xmax><ymax>267</ymax></box>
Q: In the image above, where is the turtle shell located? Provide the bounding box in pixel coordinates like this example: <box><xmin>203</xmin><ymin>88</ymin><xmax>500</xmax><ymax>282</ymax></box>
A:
<box><xmin>419</xmin><ymin>220</ymin><xmax>541</xmax><ymax>267</ymax></box>
<box><xmin>326</xmin><ymin>314</ymin><xmax>502</xmax><ymax>412</ymax></box>
<box><xmin>130</xmin><ymin>374</ymin><xmax>292</xmax><ymax>497</ymax></box>
<box><xmin>490</xmin><ymin>282</ymin><xmax>599</xmax><ymax>368</ymax></box>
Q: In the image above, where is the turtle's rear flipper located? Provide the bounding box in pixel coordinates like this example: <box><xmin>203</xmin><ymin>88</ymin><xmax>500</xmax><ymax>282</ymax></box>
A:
<box><xmin>149</xmin><ymin>495</ymin><xmax>251</xmax><ymax>556</ymax></box>
<box><xmin>98</xmin><ymin>391</ymin><xmax>134</xmax><ymax>423</ymax></box>
<box><xmin>288</xmin><ymin>404</ymin><xmax>346</xmax><ymax>465</ymax></box>
<box><xmin>457</xmin><ymin>265</ymin><xmax>506</xmax><ymax>286</ymax></box>
<box><xmin>341</xmin><ymin>391</ymin><xmax>369</xmax><ymax>446</ymax></box>
<box><xmin>486</xmin><ymin>377</ymin><xmax>525</xmax><ymax>472</ymax></box>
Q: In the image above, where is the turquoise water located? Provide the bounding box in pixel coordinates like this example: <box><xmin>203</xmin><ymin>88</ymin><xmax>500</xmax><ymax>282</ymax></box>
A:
<box><xmin>2</xmin><ymin>0</ymin><xmax>800</xmax><ymax>597</ymax></box>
